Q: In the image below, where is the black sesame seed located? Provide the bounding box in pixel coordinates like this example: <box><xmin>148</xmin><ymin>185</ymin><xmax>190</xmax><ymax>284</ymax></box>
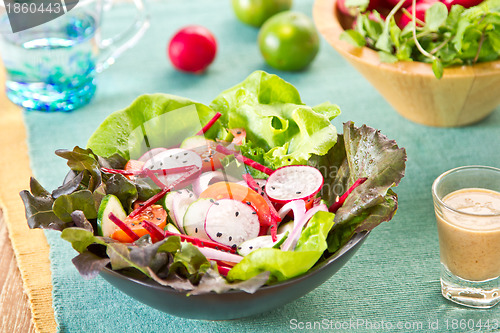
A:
<box><xmin>214</xmin><ymin>202</ymin><xmax>220</xmax><ymax>205</ymax></box>
<box><xmin>182</xmin><ymin>160</ymin><xmax>187</xmax><ymax>163</ymax></box>
<box><xmin>252</xmin><ymin>211</ymin><xmax>257</xmax><ymax>215</ymax></box>
<box><xmin>189</xmin><ymin>193</ymin><xmax>193</xmax><ymax>197</ymax></box>
<box><xmin>204</xmin><ymin>159</ymin><xmax>210</xmax><ymax>162</ymax></box>
<box><xmin>236</xmin><ymin>131</ymin><xmax>242</xmax><ymax>134</ymax></box>
<box><xmin>216</xmin><ymin>232</ymin><xmax>222</xmax><ymax>237</ymax></box>
<box><xmin>138</xmin><ymin>203</ymin><xmax>144</xmax><ymax>206</ymax></box>
<box><xmin>176</xmin><ymin>156</ymin><xmax>179</xmax><ymax>159</ymax></box>
<box><xmin>228</xmin><ymin>236</ymin><xmax>232</xmax><ymax>241</ymax></box>
<box><xmin>246</xmin><ymin>201</ymin><xmax>251</xmax><ymax>205</ymax></box>
<box><xmin>184</xmin><ymin>152</ymin><xmax>188</xmax><ymax>155</ymax></box>
<box><xmin>296</xmin><ymin>191</ymin><xmax>301</xmax><ymax>194</ymax></box>
<box><xmin>195</xmin><ymin>228</ymin><xmax>198</xmax><ymax>233</ymax></box>
<box><xmin>156</xmin><ymin>217</ymin><xmax>161</xmax><ymax>220</ymax></box>
<box><xmin>210</xmin><ymin>199</ymin><xmax>215</xmax><ymax>203</ymax></box>
<box><xmin>232</xmin><ymin>244</ymin><xmax>237</xmax><ymax>249</ymax></box>
<box><xmin>235</xmin><ymin>211</ymin><xmax>239</xmax><ymax>217</ymax></box>
<box><xmin>271</xmin><ymin>186</ymin><xmax>276</xmax><ymax>190</ymax></box>
<box><xmin>249</xmin><ymin>246</ymin><xmax>253</xmax><ymax>249</ymax></box>
<box><xmin>261</xmin><ymin>191</ymin><xmax>265</xmax><ymax>196</ymax></box>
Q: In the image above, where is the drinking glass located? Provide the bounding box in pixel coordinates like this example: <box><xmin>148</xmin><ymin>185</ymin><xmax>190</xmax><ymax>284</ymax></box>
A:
<box><xmin>0</xmin><ymin>0</ymin><xmax>149</xmax><ymax>111</ymax></box>
<box><xmin>432</xmin><ymin>165</ymin><xmax>500</xmax><ymax>308</ymax></box>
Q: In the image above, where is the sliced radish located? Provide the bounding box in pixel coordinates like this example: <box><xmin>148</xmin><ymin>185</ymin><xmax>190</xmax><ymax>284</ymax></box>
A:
<box><xmin>183</xmin><ymin>198</ymin><xmax>213</xmax><ymax>239</ymax></box>
<box><xmin>142</xmin><ymin>148</ymin><xmax>202</xmax><ymax>188</ymax></box>
<box><xmin>265</xmin><ymin>165</ymin><xmax>323</xmax><ymax>203</ymax></box>
<box><xmin>204</xmin><ymin>199</ymin><xmax>260</xmax><ymax>249</ymax></box>
<box><xmin>138</xmin><ymin>147</ymin><xmax>168</xmax><ymax>163</ymax></box>
<box><xmin>197</xmin><ymin>247</ymin><xmax>243</xmax><ymax>264</ymax></box>
<box><xmin>237</xmin><ymin>233</ymin><xmax>288</xmax><ymax>256</ymax></box>
<box><xmin>277</xmin><ymin>199</ymin><xmax>306</xmax><ymax>220</ymax></box>
<box><xmin>192</xmin><ymin>171</ymin><xmax>239</xmax><ymax>196</ymax></box>
<box><xmin>163</xmin><ymin>189</ymin><xmax>196</xmax><ymax>231</ymax></box>
<box><xmin>281</xmin><ymin>203</ymin><xmax>328</xmax><ymax>251</ymax></box>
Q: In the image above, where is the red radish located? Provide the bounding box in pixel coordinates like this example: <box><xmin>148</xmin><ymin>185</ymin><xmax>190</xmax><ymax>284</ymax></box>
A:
<box><xmin>329</xmin><ymin>177</ymin><xmax>368</xmax><ymax>213</ymax></box>
<box><xmin>168</xmin><ymin>25</ymin><xmax>217</xmax><ymax>73</ymax></box>
<box><xmin>138</xmin><ymin>148</ymin><xmax>168</xmax><ymax>163</ymax></box>
<box><xmin>197</xmin><ymin>247</ymin><xmax>243</xmax><ymax>264</ymax></box>
<box><xmin>398</xmin><ymin>0</ymin><xmax>440</xmax><ymax>29</ymax></box>
<box><xmin>385</xmin><ymin>0</ymin><xmax>412</xmax><ymax>8</ymax></box>
<box><xmin>163</xmin><ymin>230</ymin><xmax>237</xmax><ymax>254</ymax></box>
<box><xmin>101</xmin><ymin>165</ymin><xmax>195</xmax><ymax>178</ymax></box>
<box><xmin>243</xmin><ymin>173</ymin><xmax>281</xmax><ymax>241</ymax></box>
<box><xmin>217</xmin><ymin>265</ymin><xmax>231</xmax><ymax>276</ymax></box>
<box><xmin>280</xmin><ymin>203</ymin><xmax>328</xmax><ymax>251</ymax></box>
<box><xmin>142</xmin><ymin>148</ymin><xmax>202</xmax><ymax>189</ymax></box>
<box><xmin>277</xmin><ymin>199</ymin><xmax>306</xmax><ymax>221</ymax></box>
<box><xmin>265</xmin><ymin>165</ymin><xmax>324</xmax><ymax>204</ymax></box>
<box><xmin>204</xmin><ymin>199</ymin><xmax>260</xmax><ymax>249</ymax></box>
<box><xmin>192</xmin><ymin>171</ymin><xmax>239</xmax><ymax>196</ymax></box>
<box><xmin>441</xmin><ymin>0</ymin><xmax>482</xmax><ymax>8</ymax></box>
<box><xmin>195</xmin><ymin>112</ymin><xmax>222</xmax><ymax>136</ymax></box>
<box><xmin>169</xmin><ymin>189</ymin><xmax>197</xmax><ymax>231</ymax></box>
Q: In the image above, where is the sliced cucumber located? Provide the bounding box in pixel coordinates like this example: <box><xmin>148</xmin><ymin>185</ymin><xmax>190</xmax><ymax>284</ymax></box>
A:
<box><xmin>183</xmin><ymin>198</ymin><xmax>213</xmax><ymax>239</ymax></box>
<box><xmin>163</xmin><ymin>189</ymin><xmax>196</xmax><ymax>231</ymax></box>
<box><xmin>97</xmin><ymin>194</ymin><xmax>127</xmax><ymax>237</ymax></box>
<box><xmin>237</xmin><ymin>232</ymin><xmax>288</xmax><ymax>256</ymax></box>
<box><xmin>277</xmin><ymin>220</ymin><xmax>294</xmax><ymax>235</ymax></box>
<box><xmin>166</xmin><ymin>223</ymin><xmax>181</xmax><ymax>234</ymax></box>
<box><xmin>180</xmin><ymin>136</ymin><xmax>212</xmax><ymax>150</ymax></box>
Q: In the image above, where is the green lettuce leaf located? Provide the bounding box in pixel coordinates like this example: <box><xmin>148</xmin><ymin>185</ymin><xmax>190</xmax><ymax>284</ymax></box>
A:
<box><xmin>86</xmin><ymin>94</ymin><xmax>221</xmax><ymax>160</ymax></box>
<box><xmin>227</xmin><ymin>211</ymin><xmax>335</xmax><ymax>283</ymax></box>
<box><xmin>210</xmin><ymin>71</ymin><xmax>340</xmax><ymax>169</ymax></box>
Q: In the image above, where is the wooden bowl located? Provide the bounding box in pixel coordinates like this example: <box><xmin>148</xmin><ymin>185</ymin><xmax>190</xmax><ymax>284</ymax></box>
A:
<box><xmin>313</xmin><ymin>0</ymin><xmax>500</xmax><ymax>127</ymax></box>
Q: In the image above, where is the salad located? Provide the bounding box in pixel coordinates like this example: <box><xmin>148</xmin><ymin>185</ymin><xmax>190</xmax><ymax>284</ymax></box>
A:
<box><xmin>20</xmin><ymin>71</ymin><xmax>406</xmax><ymax>294</ymax></box>
<box><xmin>338</xmin><ymin>0</ymin><xmax>500</xmax><ymax>78</ymax></box>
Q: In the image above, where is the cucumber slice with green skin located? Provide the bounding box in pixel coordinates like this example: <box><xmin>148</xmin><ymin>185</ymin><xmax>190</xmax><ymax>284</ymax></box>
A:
<box><xmin>204</xmin><ymin>199</ymin><xmax>260</xmax><ymax>248</ymax></box>
<box><xmin>237</xmin><ymin>232</ymin><xmax>288</xmax><ymax>256</ymax></box>
<box><xmin>277</xmin><ymin>220</ymin><xmax>294</xmax><ymax>235</ymax></box>
<box><xmin>166</xmin><ymin>223</ymin><xmax>181</xmax><ymax>234</ymax></box>
<box><xmin>97</xmin><ymin>194</ymin><xmax>127</xmax><ymax>237</ymax></box>
<box><xmin>183</xmin><ymin>198</ymin><xmax>213</xmax><ymax>239</ymax></box>
<box><xmin>180</xmin><ymin>136</ymin><xmax>212</xmax><ymax>150</ymax></box>
<box><xmin>163</xmin><ymin>189</ymin><xmax>196</xmax><ymax>231</ymax></box>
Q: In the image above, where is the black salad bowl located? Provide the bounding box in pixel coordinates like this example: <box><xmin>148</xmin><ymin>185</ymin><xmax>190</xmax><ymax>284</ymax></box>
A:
<box><xmin>99</xmin><ymin>231</ymin><xmax>369</xmax><ymax>320</ymax></box>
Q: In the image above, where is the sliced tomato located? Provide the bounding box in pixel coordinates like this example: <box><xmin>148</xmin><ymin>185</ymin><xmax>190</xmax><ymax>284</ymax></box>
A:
<box><xmin>199</xmin><ymin>182</ymin><xmax>273</xmax><ymax>232</ymax></box>
<box><xmin>124</xmin><ymin>159</ymin><xmax>145</xmax><ymax>180</ymax></box>
<box><xmin>189</xmin><ymin>140</ymin><xmax>227</xmax><ymax>172</ymax></box>
<box><xmin>111</xmin><ymin>203</ymin><xmax>167</xmax><ymax>243</ymax></box>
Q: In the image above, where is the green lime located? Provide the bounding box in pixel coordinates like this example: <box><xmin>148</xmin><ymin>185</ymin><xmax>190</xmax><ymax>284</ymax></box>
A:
<box><xmin>231</xmin><ymin>0</ymin><xmax>293</xmax><ymax>27</ymax></box>
<box><xmin>258</xmin><ymin>11</ymin><xmax>320</xmax><ymax>71</ymax></box>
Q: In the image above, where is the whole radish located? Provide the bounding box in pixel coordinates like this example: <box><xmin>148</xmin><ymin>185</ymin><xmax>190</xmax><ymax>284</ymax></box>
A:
<box><xmin>168</xmin><ymin>25</ymin><xmax>217</xmax><ymax>73</ymax></box>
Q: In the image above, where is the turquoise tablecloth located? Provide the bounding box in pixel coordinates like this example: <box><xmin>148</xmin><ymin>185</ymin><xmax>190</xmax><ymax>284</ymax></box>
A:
<box><xmin>24</xmin><ymin>0</ymin><xmax>500</xmax><ymax>332</ymax></box>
